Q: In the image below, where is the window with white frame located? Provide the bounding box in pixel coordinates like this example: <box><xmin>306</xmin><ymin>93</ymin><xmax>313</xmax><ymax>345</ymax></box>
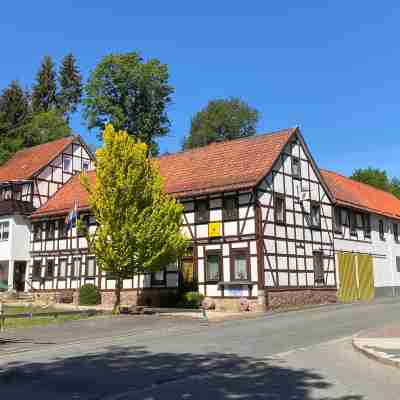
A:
<box><xmin>0</xmin><ymin>221</ymin><xmax>10</xmax><ymax>241</ymax></box>
<box><xmin>292</xmin><ymin>157</ymin><xmax>301</xmax><ymax>179</ymax></box>
<box><xmin>274</xmin><ymin>194</ymin><xmax>285</xmax><ymax>224</ymax></box>
<box><xmin>82</xmin><ymin>160</ymin><xmax>90</xmax><ymax>171</ymax></box>
<box><xmin>86</xmin><ymin>257</ymin><xmax>96</xmax><ymax>277</ymax></box>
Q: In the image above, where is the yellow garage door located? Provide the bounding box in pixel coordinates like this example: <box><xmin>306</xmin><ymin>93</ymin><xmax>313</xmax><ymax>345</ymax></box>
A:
<box><xmin>337</xmin><ymin>252</ymin><xmax>358</xmax><ymax>303</ymax></box>
<box><xmin>357</xmin><ymin>254</ymin><xmax>375</xmax><ymax>301</ymax></box>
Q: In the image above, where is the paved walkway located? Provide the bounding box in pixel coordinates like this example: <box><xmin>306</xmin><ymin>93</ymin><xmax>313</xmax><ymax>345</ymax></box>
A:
<box><xmin>353</xmin><ymin>324</ymin><xmax>400</xmax><ymax>367</ymax></box>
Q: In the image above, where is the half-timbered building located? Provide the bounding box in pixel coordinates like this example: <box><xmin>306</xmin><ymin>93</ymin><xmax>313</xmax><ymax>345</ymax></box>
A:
<box><xmin>0</xmin><ymin>136</ymin><xmax>95</xmax><ymax>292</ymax></box>
<box><xmin>28</xmin><ymin>128</ymin><xmax>338</xmax><ymax>310</ymax></box>
<box><xmin>322</xmin><ymin>169</ymin><xmax>400</xmax><ymax>301</ymax></box>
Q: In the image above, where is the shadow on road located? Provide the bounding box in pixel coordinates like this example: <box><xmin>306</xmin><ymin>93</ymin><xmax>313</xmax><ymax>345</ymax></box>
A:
<box><xmin>0</xmin><ymin>346</ymin><xmax>363</xmax><ymax>399</ymax></box>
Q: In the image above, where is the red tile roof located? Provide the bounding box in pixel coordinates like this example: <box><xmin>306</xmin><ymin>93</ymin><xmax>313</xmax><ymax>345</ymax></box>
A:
<box><xmin>321</xmin><ymin>169</ymin><xmax>400</xmax><ymax>219</ymax></box>
<box><xmin>0</xmin><ymin>136</ymin><xmax>75</xmax><ymax>182</ymax></box>
<box><xmin>158</xmin><ymin>128</ymin><xmax>296</xmax><ymax>197</ymax></box>
<box><xmin>31</xmin><ymin>128</ymin><xmax>296</xmax><ymax>218</ymax></box>
<box><xmin>32</xmin><ymin>171</ymin><xmax>95</xmax><ymax>218</ymax></box>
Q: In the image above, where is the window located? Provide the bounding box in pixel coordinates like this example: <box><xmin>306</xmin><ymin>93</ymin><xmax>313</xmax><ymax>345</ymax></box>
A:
<box><xmin>151</xmin><ymin>269</ymin><xmax>165</xmax><ymax>285</ymax></box>
<box><xmin>32</xmin><ymin>260</ymin><xmax>42</xmax><ymax>280</ymax></box>
<box><xmin>310</xmin><ymin>202</ymin><xmax>321</xmax><ymax>228</ymax></box>
<box><xmin>58</xmin><ymin>219</ymin><xmax>68</xmax><ymax>239</ymax></box>
<box><xmin>396</xmin><ymin>257</ymin><xmax>400</xmax><ymax>273</ymax></box>
<box><xmin>63</xmin><ymin>156</ymin><xmax>72</xmax><ymax>171</ymax></box>
<box><xmin>33</xmin><ymin>223</ymin><xmax>42</xmax><ymax>241</ymax></box>
<box><xmin>82</xmin><ymin>160</ymin><xmax>90</xmax><ymax>171</ymax></box>
<box><xmin>274</xmin><ymin>194</ymin><xmax>285</xmax><ymax>224</ymax></box>
<box><xmin>292</xmin><ymin>157</ymin><xmax>301</xmax><ymax>178</ymax></box>
<box><xmin>86</xmin><ymin>257</ymin><xmax>96</xmax><ymax>277</ymax></box>
<box><xmin>46</xmin><ymin>221</ymin><xmax>55</xmax><ymax>240</ymax></box>
<box><xmin>223</xmin><ymin>196</ymin><xmax>238</xmax><ymax>221</ymax></box>
<box><xmin>13</xmin><ymin>186</ymin><xmax>22</xmax><ymax>201</ymax></box>
<box><xmin>334</xmin><ymin>207</ymin><xmax>342</xmax><ymax>233</ymax></box>
<box><xmin>379</xmin><ymin>220</ymin><xmax>385</xmax><ymax>241</ymax></box>
<box><xmin>394</xmin><ymin>223</ymin><xmax>399</xmax><ymax>243</ymax></box>
<box><xmin>46</xmin><ymin>259</ymin><xmax>54</xmax><ymax>278</ymax></box>
<box><xmin>71</xmin><ymin>258</ymin><xmax>81</xmax><ymax>278</ymax></box>
<box><xmin>231</xmin><ymin>250</ymin><xmax>249</xmax><ymax>281</ymax></box>
<box><xmin>363</xmin><ymin>214</ymin><xmax>371</xmax><ymax>238</ymax></box>
<box><xmin>58</xmin><ymin>258</ymin><xmax>67</xmax><ymax>278</ymax></box>
<box><xmin>195</xmin><ymin>200</ymin><xmax>209</xmax><ymax>223</ymax></box>
<box><xmin>205</xmin><ymin>251</ymin><xmax>221</xmax><ymax>282</ymax></box>
<box><xmin>0</xmin><ymin>222</ymin><xmax>9</xmax><ymax>241</ymax></box>
<box><xmin>313</xmin><ymin>251</ymin><xmax>324</xmax><ymax>284</ymax></box>
<box><xmin>349</xmin><ymin>212</ymin><xmax>357</xmax><ymax>236</ymax></box>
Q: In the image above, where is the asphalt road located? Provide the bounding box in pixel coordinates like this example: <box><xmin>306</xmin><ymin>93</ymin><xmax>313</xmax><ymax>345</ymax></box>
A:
<box><xmin>1</xmin><ymin>298</ymin><xmax>400</xmax><ymax>399</ymax></box>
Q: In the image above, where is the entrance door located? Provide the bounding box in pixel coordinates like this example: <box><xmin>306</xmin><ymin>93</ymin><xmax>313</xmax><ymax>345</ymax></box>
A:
<box><xmin>180</xmin><ymin>247</ymin><xmax>197</xmax><ymax>292</ymax></box>
<box><xmin>14</xmin><ymin>261</ymin><xmax>27</xmax><ymax>292</ymax></box>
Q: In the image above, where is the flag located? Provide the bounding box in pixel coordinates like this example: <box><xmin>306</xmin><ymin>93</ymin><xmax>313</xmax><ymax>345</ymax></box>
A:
<box><xmin>65</xmin><ymin>201</ymin><xmax>78</xmax><ymax>230</ymax></box>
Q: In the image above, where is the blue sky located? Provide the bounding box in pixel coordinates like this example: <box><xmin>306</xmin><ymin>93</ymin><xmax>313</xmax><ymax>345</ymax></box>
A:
<box><xmin>1</xmin><ymin>2</ymin><xmax>399</xmax><ymax>177</ymax></box>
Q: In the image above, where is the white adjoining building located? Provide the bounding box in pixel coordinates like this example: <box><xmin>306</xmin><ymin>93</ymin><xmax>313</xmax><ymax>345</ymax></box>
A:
<box><xmin>0</xmin><ymin>136</ymin><xmax>95</xmax><ymax>292</ymax></box>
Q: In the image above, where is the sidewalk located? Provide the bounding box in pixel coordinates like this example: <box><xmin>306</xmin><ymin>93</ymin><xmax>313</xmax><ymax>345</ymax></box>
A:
<box><xmin>353</xmin><ymin>324</ymin><xmax>400</xmax><ymax>368</ymax></box>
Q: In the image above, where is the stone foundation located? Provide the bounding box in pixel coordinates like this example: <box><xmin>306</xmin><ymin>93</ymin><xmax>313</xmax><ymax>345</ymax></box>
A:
<box><xmin>212</xmin><ymin>297</ymin><xmax>259</xmax><ymax>312</ymax></box>
<box><xmin>267</xmin><ymin>289</ymin><xmax>337</xmax><ymax>309</ymax></box>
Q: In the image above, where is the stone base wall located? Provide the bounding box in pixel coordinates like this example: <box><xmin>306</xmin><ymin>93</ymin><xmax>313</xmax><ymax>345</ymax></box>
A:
<box><xmin>267</xmin><ymin>289</ymin><xmax>337</xmax><ymax>309</ymax></box>
<box><xmin>212</xmin><ymin>298</ymin><xmax>259</xmax><ymax>312</ymax></box>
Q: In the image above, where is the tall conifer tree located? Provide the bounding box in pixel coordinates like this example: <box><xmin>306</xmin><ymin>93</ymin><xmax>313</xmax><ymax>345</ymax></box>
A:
<box><xmin>32</xmin><ymin>56</ymin><xmax>58</xmax><ymax>113</ymax></box>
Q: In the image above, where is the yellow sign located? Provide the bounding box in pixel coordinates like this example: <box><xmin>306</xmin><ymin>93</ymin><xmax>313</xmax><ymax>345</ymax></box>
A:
<box><xmin>208</xmin><ymin>222</ymin><xmax>222</xmax><ymax>237</ymax></box>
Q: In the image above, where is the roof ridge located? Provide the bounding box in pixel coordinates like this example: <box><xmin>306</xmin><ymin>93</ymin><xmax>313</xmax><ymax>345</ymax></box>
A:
<box><xmin>158</xmin><ymin>127</ymin><xmax>296</xmax><ymax>160</ymax></box>
<box><xmin>321</xmin><ymin>168</ymin><xmax>400</xmax><ymax>200</ymax></box>
<box><xmin>16</xmin><ymin>135</ymin><xmax>75</xmax><ymax>154</ymax></box>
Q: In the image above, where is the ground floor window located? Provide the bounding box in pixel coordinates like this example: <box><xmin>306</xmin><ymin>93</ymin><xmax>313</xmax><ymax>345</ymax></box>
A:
<box><xmin>72</xmin><ymin>258</ymin><xmax>81</xmax><ymax>278</ymax></box>
<box><xmin>46</xmin><ymin>259</ymin><xmax>54</xmax><ymax>278</ymax></box>
<box><xmin>32</xmin><ymin>260</ymin><xmax>42</xmax><ymax>280</ymax></box>
<box><xmin>313</xmin><ymin>251</ymin><xmax>324</xmax><ymax>284</ymax></box>
<box><xmin>58</xmin><ymin>258</ymin><xmax>67</xmax><ymax>278</ymax></box>
<box><xmin>231</xmin><ymin>249</ymin><xmax>249</xmax><ymax>281</ymax></box>
<box><xmin>86</xmin><ymin>257</ymin><xmax>96</xmax><ymax>277</ymax></box>
<box><xmin>205</xmin><ymin>251</ymin><xmax>222</xmax><ymax>282</ymax></box>
<box><xmin>0</xmin><ymin>221</ymin><xmax>10</xmax><ymax>241</ymax></box>
<box><xmin>151</xmin><ymin>270</ymin><xmax>165</xmax><ymax>285</ymax></box>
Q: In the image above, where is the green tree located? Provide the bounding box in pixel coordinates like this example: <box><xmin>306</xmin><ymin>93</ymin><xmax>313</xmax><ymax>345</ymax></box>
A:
<box><xmin>58</xmin><ymin>53</ymin><xmax>83</xmax><ymax>119</ymax></box>
<box><xmin>0</xmin><ymin>81</ymin><xmax>31</xmax><ymax>137</ymax></box>
<box><xmin>84</xmin><ymin>52</ymin><xmax>173</xmax><ymax>154</ymax></box>
<box><xmin>351</xmin><ymin>168</ymin><xmax>391</xmax><ymax>192</ymax></box>
<box><xmin>32</xmin><ymin>56</ymin><xmax>58</xmax><ymax>113</ymax></box>
<box><xmin>80</xmin><ymin>124</ymin><xmax>187</xmax><ymax>313</ymax></box>
<box><xmin>390</xmin><ymin>177</ymin><xmax>400</xmax><ymax>199</ymax></box>
<box><xmin>183</xmin><ymin>97</ymin><xmax>259</xmax><ymax>149</ymax></box>
<box><xmin>15</xmin><ymin>110</ymin><xmax>71</xmax><ymax>147</ymax></box>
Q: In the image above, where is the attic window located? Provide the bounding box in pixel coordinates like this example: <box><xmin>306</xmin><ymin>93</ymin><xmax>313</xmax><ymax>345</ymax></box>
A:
<box><xmin>63</xmin><ymin>157</ymin><xmax>72</xmax><ymax>172</ymax></box>
<box><xmin>292</xmin><ymin>157</ymin><xmax>301</xmax><ymax>179</ymax></box>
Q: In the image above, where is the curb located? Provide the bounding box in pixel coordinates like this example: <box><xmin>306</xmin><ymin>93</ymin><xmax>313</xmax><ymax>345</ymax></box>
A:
<box><xmin>352</xmin><ymin>335</ymin><xmax>400</xmax><ymax>369</ymax></box>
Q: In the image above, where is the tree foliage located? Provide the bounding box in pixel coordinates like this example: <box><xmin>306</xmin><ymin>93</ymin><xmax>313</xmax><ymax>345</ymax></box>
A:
<box><xmin>32</xmin><ymin>56</ymin><xmax>58</xmax><ymax>113</ymax></box>
<box><xmin>0</xmin><ymin>81</ymin><xmax>30</xmax><ymax>137</ymax></box>
<box><xmin>351</xmin><ymin>167</ymin><xmax>400</xmax><ymax>199</ymax></box>
<box><xmin>84</xmin><ymin>52</ymin><xmax>174</xmax><ymax>154</ymax></box>
<box><xmin>80</xmin><ymin>125</ymin><xmax>187</xmax><ymax>312</ymax></box>
<box><xmin>58</xmin><ymin>53</ymin><xmax>83</xmax><ymax>119</ymax></box>
<box><xmin>0</xmin><ymin>54</ymin><xmax>81</xmax><ymax>165</ymax></box>
<box><xmin>183</xmin><ymin>97</ymin><xmax>259</xmax><ymax>149</ymax></box>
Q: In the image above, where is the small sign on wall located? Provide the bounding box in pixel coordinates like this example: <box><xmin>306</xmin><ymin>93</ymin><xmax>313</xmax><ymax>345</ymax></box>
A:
<box><xmin>208</xmin><ymin>222</ymin><xmax>222</xmax><ymax>237</ymax></box>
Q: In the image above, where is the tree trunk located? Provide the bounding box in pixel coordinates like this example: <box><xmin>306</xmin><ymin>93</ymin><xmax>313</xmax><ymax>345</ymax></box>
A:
<box><xmin>113</xmin><ymin>277</ymin><xmax>122</xmax><ymax>314</ymax></box>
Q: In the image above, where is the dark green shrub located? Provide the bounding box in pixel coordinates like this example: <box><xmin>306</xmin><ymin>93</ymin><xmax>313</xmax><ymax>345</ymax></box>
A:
<box><xmin>79</xmin><ymin>284</ymin><xmax>101</xmax><ymax>306</ymax></box>
<box><xmin>184</xmin><ymin>291</ymin><xmax>204</xmax><ymax>307</ymax></box>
